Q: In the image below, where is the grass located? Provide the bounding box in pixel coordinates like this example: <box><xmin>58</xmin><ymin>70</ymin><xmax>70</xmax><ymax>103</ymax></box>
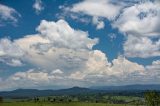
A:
<box><xmin>0</xmin><ymin>102</ymin><xmax>141</xmax><ymax>106</ymax></box>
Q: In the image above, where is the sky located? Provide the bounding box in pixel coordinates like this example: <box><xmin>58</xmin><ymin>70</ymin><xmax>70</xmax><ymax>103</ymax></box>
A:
<box><xmin>0</xmin><ymin>0</ymin><xmax>160</xmax><ymax>91</ymax></box>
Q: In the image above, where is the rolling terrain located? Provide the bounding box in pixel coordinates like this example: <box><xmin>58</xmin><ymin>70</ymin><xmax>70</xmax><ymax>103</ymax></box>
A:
<box><xmin>0</xmin><ymin>84</ymin><xmax>160</xmax><ymax>98</ymax></box>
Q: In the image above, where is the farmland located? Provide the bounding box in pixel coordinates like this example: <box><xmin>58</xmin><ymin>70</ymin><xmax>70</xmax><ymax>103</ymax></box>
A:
<box><xmin>0</xmin><ymin>87</ymin><xmax>160</xmax><ymax>106</ymax></box>
<box><xmin>1</xmin><ymin>95</ymin><xmax>144</xmax><ymax>106</ymax></box>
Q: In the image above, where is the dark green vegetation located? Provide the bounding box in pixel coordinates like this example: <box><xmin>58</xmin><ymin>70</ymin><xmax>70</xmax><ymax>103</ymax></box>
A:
<box><xmin>0</xmin><ymin>96</ymin><xmax>3</xmax><ymax>103</ymax></box>
<box><xmin>144</xmin><ymin>91</ymin><xmax>160</xmax><ymax>106</ymax></box>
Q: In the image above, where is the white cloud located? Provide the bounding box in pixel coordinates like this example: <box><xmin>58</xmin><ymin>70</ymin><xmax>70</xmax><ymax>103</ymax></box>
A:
<box><xmin>113</xmin><ymin>1</ymin><xmax>160</xmax><ymax>37</ymax></box>
<box><xmin>0</xmin><ymin>38</ymin><xmax>24</xmax><ymax>66</ymax></box>
<box><xmin>0</xmin><ymin>49</ymin><xmax>159</xmax><ymax>89</ymax></box>
<box><xmin>141</xmin><ymin>60</ymin><xmax>160</xmax><ymax>84</ymax></box>
<box><xmin>36</xmin><ymin>19</ymin><xmax>98</xmax><ymax>50</ymax></box>
<box><xmin>0</xmin><ymin>19</ymin><xmax>159</xmax><ymax>90</ymax></box>
<box><xmin>92</xmin><ymin>17</ymin><xmax>105</xmax><ymax>30</ymax></box>
<box><xmin>66</xmin><ymin>0</ymin><xmax>160</xmax><ymax>58</ymax></box>
<box><xmin>33</xmin><ymin>0</ymin><xmax>44</xmax><ymax>14</ymax></box>
<box><xmin>124</xmin><ymin>36</ymin><xmax>160</xmax><ymax>58</ymax></box>
<box><xmin>0</xmin><ymin>69</ymin><xmax>66</xmax><ymax>90</ymax></box>
<box><xmin>0</xmin><ymin>67</ymin><xmax>95</xmax><ymax>90</ymax></box>
<box><xmin>7</xmin><ymin>59</ymin><xmax>23</xmax><ymax>67</ymax></box>
<box><xmin>0</xmin><ymin>4</ymin><xmax>20</xmax><ymax>25</ymax></box>
<box><xmin>0</xmin><ymin>51</ymin><xmax>147</xmax><ymax>90</ymax></box>
<box><xmin>56</xmin><ymin>0</ymin><xmax>123</xmax><ymax>29</ymax></box>
<box><xmin>51</xmin><ymin>69</ymin><xmax>63</xmax><ymax>74</ymax></box>
<box><xmin>146</xmin><ymin>60</ymin><xmax>160</xmax><ymax>73</ymax></box>
<box><xmin>68</xmin><ymin>55</ymin><xmax>160</xmax><ymax>86</ymax></box>
<box><xmin>0</xmin><ymin>38</ymin><xmax>24</xmax><ymax>57</ymax></box>
<box><xmin>0</xmin><ymin>59</ymin><xmax>23</xmax><ymax>67</ymax></box>
<box><xmin>113</xmin><ymin>1</ymin><xmax>160</xmax><ymax>58</ymax></box>
<box><xmin>11</xmin><ymin>20</ymin><xmax>98</xmax><ymax>71</ymax></box>
<box><xmin>71</xmin><ymin>0</ymin><xmax>122</xmax><ymax>20</ymax></box>
<box><xmin>12</xmin><ymin>69</ymin><xmax>49</xmax><ymax>82</ymax></box>
<box><xmin>69</xmin><ymin>51</ymin><xmax>145</xmax><ymax>85</ymax></box>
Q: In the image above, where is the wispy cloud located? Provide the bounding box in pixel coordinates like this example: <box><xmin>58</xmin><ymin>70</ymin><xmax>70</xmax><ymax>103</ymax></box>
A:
<box><xmin>0</xmin><ymin>4</ymin><xmax>21</xmax><ymax>26</ymax></box>
<box><xmin>33</xmin><ymin>0</ymin><xmax>44</xmax><ymax>14</ymax></box>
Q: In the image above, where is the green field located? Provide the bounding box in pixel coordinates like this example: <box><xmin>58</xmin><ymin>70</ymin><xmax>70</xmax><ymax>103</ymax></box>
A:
<box><xmin>0</xmin><ymin>95</ymin><xmax>145</xmax><ymax>106</ymax></box>
<box><xmin>0</xmin><ymin>102</ymin><xmax>140</xmax><ymax>106</ymax></box>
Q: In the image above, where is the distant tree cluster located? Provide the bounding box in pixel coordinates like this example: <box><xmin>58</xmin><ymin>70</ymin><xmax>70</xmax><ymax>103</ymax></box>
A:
<box><xmin>51</xmin><ymin>97</ymin><xmax>72</xmax><ymax>103</ymax></box>
<box><xmin>34</xmin><ymin>97</ymin><xmax>39</xmax><ymax>102</ymax></box>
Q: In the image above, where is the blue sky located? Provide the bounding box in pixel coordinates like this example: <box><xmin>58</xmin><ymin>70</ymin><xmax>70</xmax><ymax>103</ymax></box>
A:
<box><xmin>0</xmin><ymin>0</ymin><xmax>160</xmax><ymax>90</ymax></box>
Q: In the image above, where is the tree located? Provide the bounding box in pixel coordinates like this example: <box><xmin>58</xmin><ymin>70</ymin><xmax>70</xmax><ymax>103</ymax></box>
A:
<box><xmin>34</xmin><ymin>97</ymin><xmax>39</xmax><ymax>102</ymax></box>
<box><xmin>53</xmin><ymin>98</ymin><xmax>56</xmax><ymax>102</ymax></box>
<box><xmin>0</xmin><ymin>96</ymin><xmax>3</xmax><ymax>103</ymax></box>
<box><xmin>47</xmin><ymin>97</ymin><xmax>51</xmax><ymax>102</ymax></box>
<box><xmin>145</xmin><ymin>91</ymin><xmax>160</xmax><ymax>106</ymax></box>
<box><xmin>68</xmin><ymin>99</ymin><xmax>72</xmax><ymax>102</ymax></box>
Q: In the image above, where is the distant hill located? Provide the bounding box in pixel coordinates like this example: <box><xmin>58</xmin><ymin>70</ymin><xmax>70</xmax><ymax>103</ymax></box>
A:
<box><xmin>0</xmin><ymin>87</ymin><xmax>100</xmax><ymax>98</ymax></box>
<box><xmin>0</xmin><ymin>85</ymin><xmax>160</xmax><ymax>98</ymax></box>
<box><xmin>90</xmin><ymin>84</ymin><xmax>160</xmax><ymax>91</ymax></box>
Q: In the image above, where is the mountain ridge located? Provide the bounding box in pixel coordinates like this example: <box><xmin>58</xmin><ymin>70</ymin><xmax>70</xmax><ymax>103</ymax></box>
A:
<box><xmin>90</xmin><ymin>84</ymin><xmax>160</xmax><ymax>90</ymax></box>
<box><xmin>0</xmin><ymin>84</ymin><xmax>160</xmax><ymax>98</ymax></box>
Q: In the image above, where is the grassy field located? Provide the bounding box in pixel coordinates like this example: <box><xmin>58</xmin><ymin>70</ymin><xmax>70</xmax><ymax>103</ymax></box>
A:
<box><xmin>0</xmin><ymin>95</ymin><xmax>145</xmax><ymax>106</ymax></box>
<box><xmin>0</xmin><ymin>102</ymin><xmax>142</xmax><ymax>106</ymax></box>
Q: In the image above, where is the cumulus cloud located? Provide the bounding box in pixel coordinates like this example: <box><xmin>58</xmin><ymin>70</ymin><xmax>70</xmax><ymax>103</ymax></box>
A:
<box><xmin>69</xmin><ymin>52</ymin><xmax>145</xmax><ymax>85</ymax></box>
<box><xmin>2</xmin><ymin>50</ymin><xmax>159</xmax><ymax>90</ymax></box>
<box><xmin>36</xmin><ymin>20</ymin><xmax>98</xmax><ymax>50</ymax></box>
<box><xmin>11</xmin><ymin>20</ymin><xmax>98</xmax><ymax>71</ymax></box>
<box><xmin>0</xmin><ymin>19</ymin><xmax>159</xmax><ymax>90</ymax></box>
<box><xmin>0</xmin><ymin>38</ymin><xmax>24</xmax><ymax>57</ymax></box>
<box><xmin>124</xmin><ymin>36</ymin><xmax>160</xmax><ymax>58</ymax></box>
<box><xmin>0</xmin><ymin>38</ymin><xmax>24</xmax><ymax>66</ymax></box>
<box><xmin>33</xmin><ymin>0</ymin><xmax>44</xmax><ymax>14</ymax></box>
<box><xmin>0</xmin><ymin>4</ymin><xmax>20</xmax><ymax>25</ymax></box>
<box><xmin>0</xmin><ymin>51</ymin><xmax>147</xmax><ymax>90</ymax></box>
<box><xmin>142</xmin><ymin>60</ymin><xmax>160</xmax><ymax>84</ymax></box>
<box><xmin>0</xmin><ymin>69</ymin><xmax>67</xmax><ymax>90</ymax></box>
<box><xmin>64</xmin><ymin>0</ymin><xmax>160</xmax><ymax>58</ymax></box>
<box><xmin>146</xmin><ymin>60</ymin><xmax>160</xmax><ymax>72</ymax></box>
<box><xmin>113</xmin><ymin>1</ymin><xmax>160</xmax><ymax>58</ymax></box>
<box><xmin>113</xmin><ymin>1</ymin><xmax>160</xmax><ymax>37</ymax></box>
